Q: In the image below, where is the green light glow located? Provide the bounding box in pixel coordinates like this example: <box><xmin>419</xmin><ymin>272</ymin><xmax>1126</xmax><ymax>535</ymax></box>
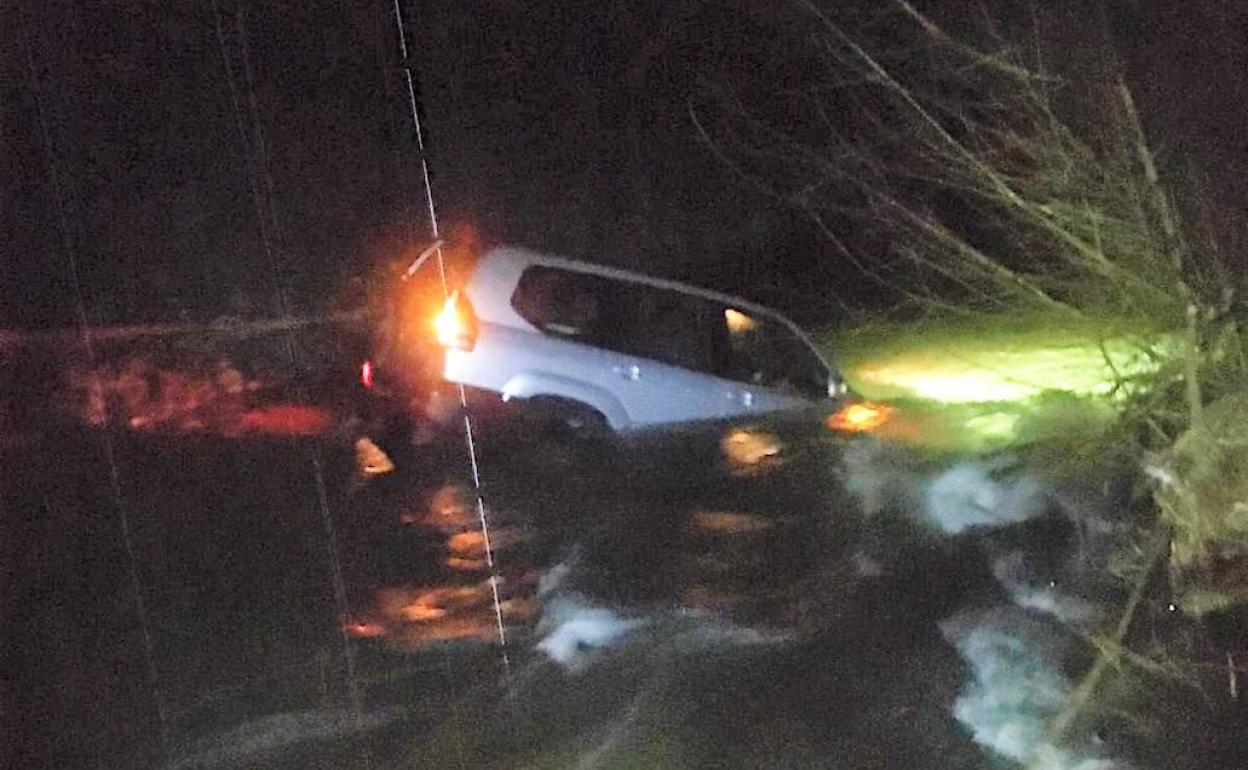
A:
<box><xmin>843</xmin><ymin>336</ymin><xmax>1174</xmax><ymax>404</ymax></box>
<box><xmin>963</xmin><ymin>411</ymin><xmax>1021</xmax><ymax>440</ymax></box>
<box><xmin>826</xmin><ymin>318</ymin><xmax>1178</xmax><ymax>453</ymax></box>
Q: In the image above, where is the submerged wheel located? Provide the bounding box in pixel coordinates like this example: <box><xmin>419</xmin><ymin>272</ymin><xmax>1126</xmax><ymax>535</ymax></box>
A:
<box><xmin>522</xmin><ymin>397</ymin><xmax>617</xmax><ymax>466</ymax></box>
<box><xmin>524</xmin><ymin>397</ymin><xmax>611</xmax><ymax>441</ymax></box>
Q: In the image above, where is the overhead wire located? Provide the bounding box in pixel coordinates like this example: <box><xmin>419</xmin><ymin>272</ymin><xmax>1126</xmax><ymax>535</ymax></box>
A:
<box><xmin>209</xmin><ymin>0</ymin><xmax>369</xmax><ymax>753</ymax></box>
<box><xmin>389</xmin><ymin>0</ymin><xmax>512</xmax><ymax>680</ymax></box>
<box><xmin>20</xmin><ymin>5</ymin><xmax>170</xmax><ymax>759</ymax></box>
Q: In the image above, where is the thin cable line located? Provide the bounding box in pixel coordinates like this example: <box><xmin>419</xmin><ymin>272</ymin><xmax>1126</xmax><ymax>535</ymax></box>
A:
<box><xmin>21</xmin><ymin>11</ymin><xmax>169</xmax><ymax>759</ymax></box>
<box><xmin>389</xmin><ymin>0</ymin><xmax>511</xmax><ymax>675</ymax></box>
<box><xmin>210</xmin><ymin>1</ymin><xmax>368</xmax><ymax>755</ymax></box>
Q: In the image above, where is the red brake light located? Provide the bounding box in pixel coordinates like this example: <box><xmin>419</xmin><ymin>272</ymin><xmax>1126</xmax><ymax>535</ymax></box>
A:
<box><xmin>434</xmin><ymin>290</ymin><xmax>478</xmax><ymax>350</ymax></box>
<box><xmin>360</xmin><ymin>360</ymin><xmax>374</xmax><ymax>389</ymax></box>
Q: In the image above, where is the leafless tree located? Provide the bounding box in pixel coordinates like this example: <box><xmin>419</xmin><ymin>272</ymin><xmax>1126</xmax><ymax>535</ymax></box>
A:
<box><xmin>695</xmin><ymin>1</ymin><xmax>1241</xmax><ymax>424</ymax></box>
<box><xmin>692</xmin><ymin>2</ymin><xmax>1248</xmax><ymax>751</ymax></box>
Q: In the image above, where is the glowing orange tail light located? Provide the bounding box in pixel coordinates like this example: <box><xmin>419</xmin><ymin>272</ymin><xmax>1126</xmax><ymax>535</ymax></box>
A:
<box><xmin>434</xmin><ymin>290</ymin><xmax>478</xmax><ymax>350</ymax></box>
<box><xmin>826</xmin><ymin>401</ymin><xmax>895</xmax><ymax>433</ymax></box>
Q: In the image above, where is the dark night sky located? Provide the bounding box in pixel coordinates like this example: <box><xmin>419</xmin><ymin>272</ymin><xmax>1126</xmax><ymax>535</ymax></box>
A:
<box><xmin>2</xmin><ymin>1</ymin><xmax>1245</xmax><ymax>330</ymax></box>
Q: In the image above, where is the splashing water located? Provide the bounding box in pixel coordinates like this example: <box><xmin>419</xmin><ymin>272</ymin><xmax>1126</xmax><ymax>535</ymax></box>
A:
<box><xmin>990</xmin><ymin>551</ymin><xmax>1104</xmax><ymax>627</ymax></box>
<box><xmin>940</xmin><ymin>608</ymin><xmax>1120</xmax><ymax>770</ymax></box>
<box><xmin>838</xmin><ymin>439</ymin><xmax>1051</xmax><ymax>533</ymax></box>
<box><xmin>535</xmin><ymin>595</ymin><xmax>645</xmax><ymax>672</ymax></box>
<box><xmin>529</xmin><ymin>551</ymin><xmax>794</xmax><ymax>676</ymax></box>
<box><xmin>923</xmin><ymin>462</ymin><xmax>1049</xmax><ymax>534</ymax></box>
<box><xmin>838</xmin><ymin>441</ymin><xmax>1122</xmax><ymax>767</ymax></box>
<box><xmin>923</xmin><ymin>467</ymin><xmax>1120</xmax><ymax>768</ymax></box>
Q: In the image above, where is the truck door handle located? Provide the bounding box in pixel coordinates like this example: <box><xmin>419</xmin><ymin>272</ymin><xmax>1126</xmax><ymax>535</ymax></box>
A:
<box><xmin>613</xmin><ymin>364</ymin><xmax>641</xmax><ymax>381</ymax></box>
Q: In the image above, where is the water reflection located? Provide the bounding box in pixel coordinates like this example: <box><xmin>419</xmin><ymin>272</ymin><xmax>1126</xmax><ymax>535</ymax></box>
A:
<box><xmin>347</xmin><ymin>483</ymin><xmax>540</xmax><ymax>649</ymax></box>
<box><xmin>59</xmin><ymin>357</ymin><xmax>337</xmax><ymax>437</ymax></box>
<box><xmin>720</xmin><ymin>427</ymin><xmax>783</xmax><ymax>475</ymax></box>
<box><xmin>348</xmin><ymin>578</ymin><xmax>541</xmax><ymax>646</ymax></box>
<box><xmin>343</xmin><ymin>431</ymin><xmax>882</xmax><ymax>724</ymax></box>
<box><xmin>422</xmin><ymin>484</ymin><xmax>477</xmax><ymax>531</ymax></box>
<box><xmin>354</xmin><ymin>437</ymin><xmax>394</xmax><ymax>476</ymax></box>
<box><xmin>689</xmin><ymin>510</ymin><xmax>776</xmax><ymax>534</ymax></box>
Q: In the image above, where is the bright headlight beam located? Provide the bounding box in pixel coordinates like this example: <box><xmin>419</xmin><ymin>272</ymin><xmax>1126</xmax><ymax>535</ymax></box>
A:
<box><xmin>848</xmin><ymin>338</ymin><xmax>1173</xmax><ymax>405</ymax></box>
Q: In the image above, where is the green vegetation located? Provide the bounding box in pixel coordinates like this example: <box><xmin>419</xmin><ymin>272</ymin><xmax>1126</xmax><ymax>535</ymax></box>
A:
<box><xmin>714</xmin><ymin>0</ymin><xmax>1248</xmax><ymax>762</ymax></box>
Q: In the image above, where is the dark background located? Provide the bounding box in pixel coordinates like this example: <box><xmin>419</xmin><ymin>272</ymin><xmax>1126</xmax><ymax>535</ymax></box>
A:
<box><xmin>3</xmin><ymin>1</ymin><xmax>1245</xmax><ymax>330</ymax></box>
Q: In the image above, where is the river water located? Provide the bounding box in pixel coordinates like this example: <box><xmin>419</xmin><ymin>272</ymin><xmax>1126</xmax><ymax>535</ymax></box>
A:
<box><xmin>3</xmin><ymin>344</ymin><xmax>1195</xmax><ymax>769</ymax></box>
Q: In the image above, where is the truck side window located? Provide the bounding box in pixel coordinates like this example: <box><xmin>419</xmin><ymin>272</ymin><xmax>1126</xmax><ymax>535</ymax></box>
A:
<box><xmin>511</xmin><ymin>267</ymin><xmax>602</xmax><ymax>339</ymax></box>
<box><xmin>716</xmin><ymin>308</ymin><xmax>827</xmax><ymax>398</ymax></box>
<box><xmin>512</xmin><ymin>267</ymin><xmax>718</xmax><ymax>375</ymax></box>
<box><xmin>614</xmin><ymin>287</ymin><xmax>715</xmax><ymax>374</ymax></box>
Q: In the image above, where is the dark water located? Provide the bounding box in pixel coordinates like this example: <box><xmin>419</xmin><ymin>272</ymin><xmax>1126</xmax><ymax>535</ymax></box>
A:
<box><xmin>5</xmin><ymin>401</ymin><xmax>1004</xmax><ymax>769</ymax></box>
<box><xmin>8</xmin><ymin>335</ymin><xmax>1247</xmax><ymax>769</ymax></box>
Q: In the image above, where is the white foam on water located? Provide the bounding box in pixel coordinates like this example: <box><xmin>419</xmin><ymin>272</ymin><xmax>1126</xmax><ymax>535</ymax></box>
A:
<box><xmin>941</xmin><ymin>607</ymin><xmax>1122</xmax><ymax>769</ymax></box>
<box><xmin>839</xmin><ymin>443</ymin><xmax>1051</xmax><ymax>534</ymax></box>
<box><xmin>839</xmin><ymin>438</ymin><xmax>918</xmax><ymax>517</ymax></box>
<box><xmin>991</xmin><ymin>551</ymin><xmax>1103</xmax><ymax>627</ymax></box>
<box><xmin>923</xmin><ymin>462</ymin><xmax>1049</xmax><ymax>534</ymax></box>
<box><xmin>538</xmin><ymin>559</ymin><xmax>574</xmax><ymax>597</ymax></box>
<box><xmin>839</xmin><ymin>448</ymin><xmax>1123</xmax><ymax>768</ymax></box>
<box><xmin>535</xmin><ymin>594</ymin><xmax>646</xmax><ymax>671</ymax></box>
